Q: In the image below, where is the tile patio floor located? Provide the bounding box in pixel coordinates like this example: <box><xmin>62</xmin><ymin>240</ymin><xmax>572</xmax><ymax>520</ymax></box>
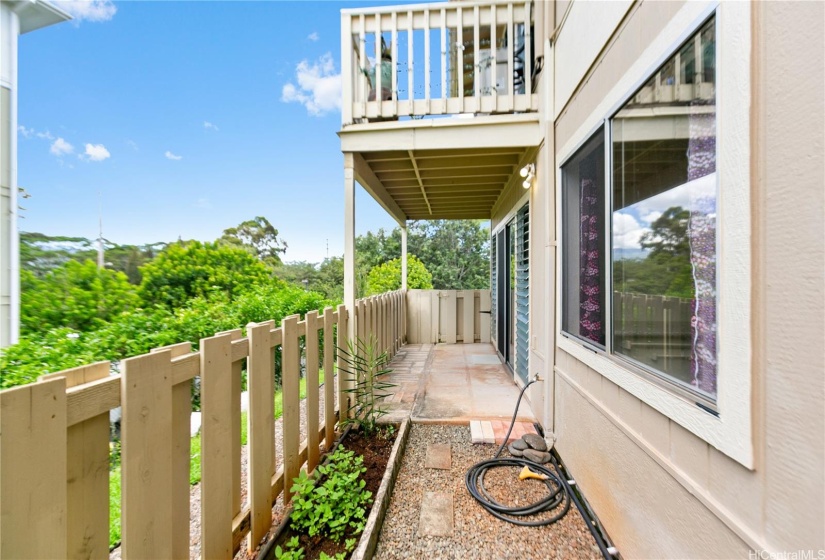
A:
<box><xmin>381</xmin><ymin>343</ymin><xmax>537</xmax><ymax>439</ymax></box>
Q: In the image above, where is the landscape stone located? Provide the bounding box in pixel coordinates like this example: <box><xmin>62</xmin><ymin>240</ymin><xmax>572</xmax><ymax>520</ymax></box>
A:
<box><xmin>522</xmin><ymin>433</ymin><xmax>547</xmax><ymax>451</ymax></box>
<box><xmin>419</xmin><ymin>491</ymin><xmax>454</xmax><ymax>537</ymax></box>
<box><xmin>425</xmin><ymin>443</ymin><xmax>452</xmax><ymax>469</ymax></box>
<box><xmin>507</xmin><ymin>443</ymin><xmax>524</xmax><ymax>457</ymax></box>
<box><xmin>523</xmin><ymin>448</ymin><xmax>552</xmax><ymax>464</ymax></box>
<box><xmin>511</xmin><ymin>438</ymin><xmax>529</xmax><ymax>451</ymax></box>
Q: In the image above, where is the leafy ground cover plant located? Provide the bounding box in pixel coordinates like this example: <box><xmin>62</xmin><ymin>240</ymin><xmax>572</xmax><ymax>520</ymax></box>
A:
<box><xmin>337</xmin><ymin>336</ymin><xmax>396</xmax><ymax>435</ymax></box>
<box><xmin>290</xmin><ymin>446</ymin><xmax>372</xmax><ymax>544</ymax></box>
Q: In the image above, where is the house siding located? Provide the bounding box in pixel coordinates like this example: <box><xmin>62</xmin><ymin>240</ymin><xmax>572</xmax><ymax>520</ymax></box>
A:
<box><xmin>545</xmin><ymin>1</ymin><xmax>824</xmax><ymax>557</ymax></box>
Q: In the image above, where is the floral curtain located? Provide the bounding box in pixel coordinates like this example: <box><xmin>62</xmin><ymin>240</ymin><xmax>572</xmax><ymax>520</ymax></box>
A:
<box><xmin>579</xmin><ymin>158</ymin><xmax>604</xmax><ymax>345</ymax></box>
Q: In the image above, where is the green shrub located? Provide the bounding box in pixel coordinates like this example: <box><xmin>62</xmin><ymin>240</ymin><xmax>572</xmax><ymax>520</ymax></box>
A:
<box><xmin>365</xmin><ymin>255</ymin><xmax>432</xmax><ymax>295</ymax></box>
<box><xmin>338</xmin><ymin>336</ymin><xmax>396</xmax><ymax>436</ymax></box>
<box><xmin>290</xmin><ymin>446</ymin><xmax>371</xmax><ymax>543</ymax></box>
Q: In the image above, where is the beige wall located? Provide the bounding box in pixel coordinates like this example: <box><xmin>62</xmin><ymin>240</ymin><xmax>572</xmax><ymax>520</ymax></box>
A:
<box><xmin>547</xmin><ymin>1</ymin><xmax>825</xmax><ymax>558</ymax></box>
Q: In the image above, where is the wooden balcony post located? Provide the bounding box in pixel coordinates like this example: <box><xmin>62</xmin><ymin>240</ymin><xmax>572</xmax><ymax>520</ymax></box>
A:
<box><xmin>344</xmin><ymin>152</ymin><xmax>356</xmax><ymax>345</ymax></box>
<box><xmin>401</xmin><ymin>223</ymin><xmax>408</xmax><ymax>290</ymax></box>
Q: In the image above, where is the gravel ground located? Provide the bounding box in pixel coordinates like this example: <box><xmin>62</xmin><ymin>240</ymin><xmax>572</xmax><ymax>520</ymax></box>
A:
<box><xmin>110</xmin><ymin>377</ymin><xmax>337</xmax><ymax>560</ymax></box>
<box><xmin>374</xmin><ymin>424</ymin><xmax>602</xmax><ymax>560</ymax></box>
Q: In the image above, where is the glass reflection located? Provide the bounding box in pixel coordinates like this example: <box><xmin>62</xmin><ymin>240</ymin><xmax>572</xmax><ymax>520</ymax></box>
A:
<box><xmin>611</xmin><ymin>17</ymin><xmax>717</xmax><ymax>398</ymax></box>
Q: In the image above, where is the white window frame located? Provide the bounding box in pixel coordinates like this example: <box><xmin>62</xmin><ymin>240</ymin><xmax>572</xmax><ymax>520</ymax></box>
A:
<box><xmin>555</xmin><ymin>0</ymin><xmax>753</xmax><ymax>468</ymax></box>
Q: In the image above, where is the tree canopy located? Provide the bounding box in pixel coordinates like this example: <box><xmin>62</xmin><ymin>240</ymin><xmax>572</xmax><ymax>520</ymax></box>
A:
<box><xmin>366</xmin><ymin>255</ymin><xmax>432</xmax><ymax>295</ymax></box>
<box><xmin>219</xmin><ymin>216</ymin><xmax>287</xmax><ymax>266</ymax></box>
<box><xmin>138</xmin><ymin>241</ymin><xmax>279</xmax><ymax>309</ymax></box>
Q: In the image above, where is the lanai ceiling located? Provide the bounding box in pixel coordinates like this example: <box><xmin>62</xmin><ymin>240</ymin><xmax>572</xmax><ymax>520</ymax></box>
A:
<box><xmin>359</xmin><ymin>147</ymin><xmax>532</xmax><ymax>220</ymax></box>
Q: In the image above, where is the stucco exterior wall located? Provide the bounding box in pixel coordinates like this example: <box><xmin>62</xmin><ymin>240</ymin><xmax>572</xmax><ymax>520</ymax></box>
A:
<box><xmin>548</xmin><ymin>1</ymin><xmax>825</xmax><ymax>557</ymax></box>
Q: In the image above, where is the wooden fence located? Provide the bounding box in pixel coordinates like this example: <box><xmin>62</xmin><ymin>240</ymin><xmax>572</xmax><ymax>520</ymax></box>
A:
<box><xmin>0</xmin><ymin>290</ymin><xmax>406</xmax><ymax>560</ymax></box>
<box><xmin>406</xmin><ymin>289</ymin><xmax>491</xmax><ymax>344</ymax></box>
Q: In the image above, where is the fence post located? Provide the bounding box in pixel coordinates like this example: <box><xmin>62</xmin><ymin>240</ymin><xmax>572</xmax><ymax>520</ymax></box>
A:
<box><xmin>151</xmin><ymin>342</ymin><xmax>192</xmax><ymax>560</ymax></box>
<box><xmin>282</xmin><ymin>315</ymin><xmax>301</xmax><ymax>503</ymax></box>
<box><xmin>121</xmin><ymin>350</ymin><xmax>173</xmax><ymax>559</ymax></box>
<box><xmin>247</xmin><ymin>320</ymin><xmax>274</xmax><ymax>552</ymax></box>
<box><xmin>0</xmin><ymin>378</ymin><xmax>68</xmax><ymax>560</ymax></box>
<box><xmin>200</xmin><ymin>333</ymin><xmax>234</xmax><ymax>559</ymax></box>
<box><xmin>305</xmin><ymin>311</ymin><xmax>321</xmax><ymax>473</ymax></box>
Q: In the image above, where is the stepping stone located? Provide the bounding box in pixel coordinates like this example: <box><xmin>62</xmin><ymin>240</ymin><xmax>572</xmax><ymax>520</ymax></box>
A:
<box><xmin>425</xmin><ymin>443</ymin><xmax>452</xmax><ymax>470</ymax></box>
<box><xmin>419</xmin><ymin>491</ymin><xmax>453</xmax><ymax>537</ymax></box>
<box><xmin>522</xmin><ymin>433</ymin><xmax>547</xmax><ymax>451</ymax></box>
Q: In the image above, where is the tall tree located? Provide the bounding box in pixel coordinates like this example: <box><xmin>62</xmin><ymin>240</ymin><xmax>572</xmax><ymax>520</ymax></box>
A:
<box><xmin>366</xmin><ymin>255</ymin><xmax>432</xmax><ymax>295</ymax></box>
<box><xmin>219</xmin><ymin>216</ymin><xmax>287</xmax><ymax>266</ymax></box>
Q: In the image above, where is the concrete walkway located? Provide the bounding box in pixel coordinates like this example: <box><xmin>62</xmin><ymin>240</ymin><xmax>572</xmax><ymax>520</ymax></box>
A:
<box><xmin>381</xmin><ymin>343</ymin><xmax>536</xmax><ymax>425</ymax></box>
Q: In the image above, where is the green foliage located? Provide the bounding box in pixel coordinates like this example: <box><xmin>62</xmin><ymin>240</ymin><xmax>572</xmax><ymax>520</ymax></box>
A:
<box><xmin>109</xmin><ymin>465</ymin><xmax>121</xmax><ymax>548</ymax></box>
<box><xmin>365</xmin><ymin>255</ymin><xmax>432</xmax><ymax>296</ymax></box>
<box><xmin>219</xmin><ymin>216</ymin><xmax>287</xmax><ymax>267</ymax></box>
<box><xmin>21</xmin><ymin>260</ymin><xmax>140</xmax><ymax>335</ymax></box>
<box><xmin>274</xmin><ymin>257</ymin><xmax>344</xmax><ymax>302</ymax></box>
<box><xmin>290</xmin><ymin>446</ymin><xmax>372</xmax><ymax>543</ymax></box>
<box><xmin>319</xmin><ymin>552</ymin><xmax>347</xmax><ymax>560</ymax></box>
<box><xmin>138</xmin><ymin>241</ymin><xmax>278</xmax><ymax>309</ymax></box>
<box><xmin>354</xmin><ymin>220</ymin><xmax>490</xmax><ymax>292</ymax></box>
<box><xmin>274</xmin><ymin>536</ymin><xmax>304</xmax><ymax>560</ymax></box>
<box><xmin>1</xmin><ymin>285</ymin><xmax>330</xmax><ymax>390</ymax></box>
<box><xmin>615</xmin><ymin>206</ymin><xmax>695</xmax><ymax>299</ymax></box>
<box><xmin>337</xmin><ymin>336</ymin><xmax>396</xmax><ymax>436</ymax></box>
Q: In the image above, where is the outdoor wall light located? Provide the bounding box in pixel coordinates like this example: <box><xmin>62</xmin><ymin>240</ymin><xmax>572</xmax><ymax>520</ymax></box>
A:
<box><xmin>520</xmin><ymin>163</ymin><xmax>535</xmax><ymax>189</ymax></box>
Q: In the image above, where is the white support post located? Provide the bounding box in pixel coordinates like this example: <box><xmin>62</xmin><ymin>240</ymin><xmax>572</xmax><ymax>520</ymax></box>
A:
<box><xmin>401</xmin><ymin>224</ymin><xmax>408</xmax><ymax>290</ymax></box>
<box><xmin>344</xmin><ymin>153</ymin><xmax>357</xmax><ymax>343</ymax></box>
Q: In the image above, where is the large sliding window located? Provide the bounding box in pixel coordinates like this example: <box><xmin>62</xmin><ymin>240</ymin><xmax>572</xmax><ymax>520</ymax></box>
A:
<box><xmin>562</xmin><ymin>16</ymin><xmax>717</xmax><ymax>401</ymax></box>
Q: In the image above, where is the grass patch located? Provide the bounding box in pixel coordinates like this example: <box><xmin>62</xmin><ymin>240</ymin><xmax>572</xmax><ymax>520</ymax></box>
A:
<box><xmin>108</xmin><ymin>370</ymin><xmax>326</xmax><ymax>548</ymax></box>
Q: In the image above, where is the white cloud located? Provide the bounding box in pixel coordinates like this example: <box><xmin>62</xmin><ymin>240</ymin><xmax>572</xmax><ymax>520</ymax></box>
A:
<box><xmin>203</xmin><ymin>121</ymin><xmax>219</xmax><ymax>131</ymax></box>
<box><xmin>613</xmin><ymin>212</ymin><xmax>648</xmax><ymax>250</ymax></box>
<box><xmin>126</xmin><ymin>139</ymin><xmax>139</xmax><ymax>151</ymax></box>
<box><xmin>82</xmin><ymin>143</ymin><xmax>110</xmax><ymax>162</ymax></box>
<box><xmin>18</xmin><ymin>125</ymin><xmax>34</xmax><ymax>138</ymax></box>
<box><xmin>37</xmin><ymin>130</ymin><xmax>55</xmax><ymax>140</ymax></box>
<box><xmin>641</xmin><ymin>210</ymin><xmax>662</xmax><ymax>225</ymax></box>
<box><xmin>165</xmin><ymin>151</ymin><xmax>183</xmax><ymax>161</ymax></box>
<box><xmin>195</xmin><ymin>198</ymin><xmax>212</xmax><ymax>209</ymax></box>
<box><xmin>50</xmin><ymin>137</ymin><xmax>74</xmax><ymax>156</ymax></box>
<box><xmin>53</xmin><ymin>0</ymin><xmax>117</xmax><ymax>22</ymax></box>
<box><xmin>307</xmin><ymin>32</ymin><xmax>319</xmax><ymax>41</ymax></box>
<box><xmin>281</xmin><ymin>53</ymin><xmax>342</xmax><ymax>116</ymax></box>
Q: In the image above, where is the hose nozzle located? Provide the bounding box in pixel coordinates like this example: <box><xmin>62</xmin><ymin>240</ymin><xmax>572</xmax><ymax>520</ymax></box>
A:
<box><xmin>518</xmin><ymin>465</ymin><xmax>549</xmax><ymax>481</ymax></box>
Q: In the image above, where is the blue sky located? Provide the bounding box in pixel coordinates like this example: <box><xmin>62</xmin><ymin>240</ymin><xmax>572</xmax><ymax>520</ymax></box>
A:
<box><xmin>17</xmin><ymin>0</ymin><xmax>398</xmax><ymax>263</ymax></box>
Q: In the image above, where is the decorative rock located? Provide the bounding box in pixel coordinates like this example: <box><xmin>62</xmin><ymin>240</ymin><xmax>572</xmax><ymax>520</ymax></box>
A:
<box><xmin>522</xmin><ymin>433</ymin><xmax>548</xmax><ymax>452</ymax></box>
<box><xmin>523</xmin><ymin>448</ymin><xmax>552</xmax><ymax>464</ymax></box>
<box><xmin>510</xmin><ymin>438</ymin><xmax>529</xmax><ymax>451</ymax></box>
<box><xmin>507</xmin><ymin>443</ymin><xmax>524</xmax><ymax>457</ymax></box>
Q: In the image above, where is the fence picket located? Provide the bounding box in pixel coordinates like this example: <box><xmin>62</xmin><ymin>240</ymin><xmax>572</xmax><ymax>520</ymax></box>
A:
<box><xmin>217</xmin><ymin>328</ymin><xmax>244</xmax><ymax>518</ymax></box>
<box><xmin>480</xmin><ymin>290</ymin><xmax>492</xmax><ymax>343</ymax></box>
<box><xmin>151</xmin><ymin>342</ymin><xmax>192</xmax><ymax>560</ymax></box>
<box><xmin>462</xmin><ymin>290</ymin><xmax>475</xmax><ymax>343</ymax></box>
<box><xmin>40</xmin><ymin>363</ymin><xmax>109</xmax><ymax>560</ymax></box>
<box><xmin>0</xmin><ymin>378</ymin><xmax>68</xmax><ymax>560</ymax></box>
<box><xmin>323</xmin><ymin>307</ymin><xmax>336</xmax><ymax>449</ymax></box>
<box><xmin>282</xmin><ymin>315</ymin><xmax>301</xmax><ymax>503</ymax></box>
<box><xmin>337</xmin><ymin>304</ymin><xmax>350</xmax><ymax>419</ymax></box>
<box><xmin>443</xmin><ymin>291</ymin><xmax>458</xmax><ymax>343</ymax></box>
<box><xmin>200</xmin><ymin>334</ymin><xmax>234</xmax><ymax>559</ymax></box>
<box><xmin>247</xmin><ymin>320</ymin><xmax>274</xmax><ymax>552</ymax></box>
<box><xmin>305</xmin><ymin>310</ymin><xmax>321</xmax><ymax>473</ymax></box>
<box><xmin>121</xmin><ymin>350</ymin><xmax>173</xmax><ymax>559</ymax></box>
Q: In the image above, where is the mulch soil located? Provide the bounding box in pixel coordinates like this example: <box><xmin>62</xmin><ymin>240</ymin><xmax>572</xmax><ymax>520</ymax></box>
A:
<box><xmin>277</xmin><ymin>426</ymin><xmax>396</xmax><ymax>560</ymax></box>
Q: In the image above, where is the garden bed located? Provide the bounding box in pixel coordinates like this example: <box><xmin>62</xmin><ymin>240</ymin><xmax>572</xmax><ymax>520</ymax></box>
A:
<box><xmin>261</xmin><ymin>418</ymin><xmax>410</xmax><ymax>560</ymax></box>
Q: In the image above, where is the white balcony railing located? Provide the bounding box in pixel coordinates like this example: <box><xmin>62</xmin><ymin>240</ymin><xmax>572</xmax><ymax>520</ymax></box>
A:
<box><xmin>341</xmin><ymin>0</ymin><xmax>538</xmax><ymax>125</ymax></box>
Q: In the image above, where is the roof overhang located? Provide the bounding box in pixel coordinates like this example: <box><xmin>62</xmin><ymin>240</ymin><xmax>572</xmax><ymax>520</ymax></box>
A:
<box><xmin>9</xmin><ymin>0</ymin><xmax>71</xmax><ymax>34</ymax></box>
<box><xmin>340</xmin><ymin>114</ymin><xmax>541</xmax><ymax>221</ymax></box>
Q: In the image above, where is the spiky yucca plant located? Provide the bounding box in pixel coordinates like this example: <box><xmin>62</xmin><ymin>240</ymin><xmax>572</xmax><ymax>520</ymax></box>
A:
<box><xmin>337</xmin><ymin>336</ymin><xmax>396</xmax><ymax>435</ymax></box>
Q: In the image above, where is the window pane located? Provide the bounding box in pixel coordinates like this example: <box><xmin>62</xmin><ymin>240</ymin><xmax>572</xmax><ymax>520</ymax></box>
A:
<box><xmin>611</xmin><ymin>17</ymin><xmax>717</xmax><ymax>398</ymax></box>
<box><xmin>562</xmin><ymin>130</ymin><xmax>606</xmax><ymax>346</ymax></box>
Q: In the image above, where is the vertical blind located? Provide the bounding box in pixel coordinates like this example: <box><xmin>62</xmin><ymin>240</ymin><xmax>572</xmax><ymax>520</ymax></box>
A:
<box><xmin>515</xmin><ymin>203</ymin><xmax>530</xmax><ymax>382</ymax></box>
